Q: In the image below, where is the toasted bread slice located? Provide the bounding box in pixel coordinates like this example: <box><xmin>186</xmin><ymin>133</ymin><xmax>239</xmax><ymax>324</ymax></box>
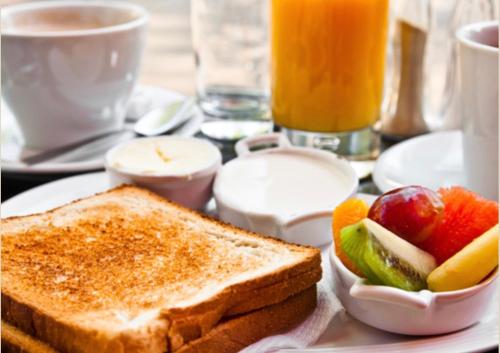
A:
<box><xmin>2</xmin><ymin>320</ymin><xmax>59</xmax><ymax>353</ymax></box>
<box><xmin>2</xmin><ymin>286</ymin><xmax>317</xmax><ymax>353</ymax></box>
<box><xmin>2</xmin><ymin>186</ymin><xmax>321</xmax><ymax>353</ymax></box>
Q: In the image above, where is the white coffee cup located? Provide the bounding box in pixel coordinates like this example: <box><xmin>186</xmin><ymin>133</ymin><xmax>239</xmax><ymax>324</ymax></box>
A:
<box><xmin>456</xmin><ymin>21</ymin><xmax>499</xmax><ymax>201</ymax></box>
<box><xmin>1</xmin><ymin>1</ymin><xmax>148</xmax><ymax>150</ymax></box>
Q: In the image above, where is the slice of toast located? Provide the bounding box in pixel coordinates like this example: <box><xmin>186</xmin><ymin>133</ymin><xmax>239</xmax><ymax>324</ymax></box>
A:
<box><xmin>2</xmin><ymin>186</ymin><xmax>321</xmax><ymax>353</ymax></box>
<box><xmin>2</xmin><ymin>320</ymin><xmax>59</xmax><ymax>353</ymax></box>
<box><xmin>2</xmin><ymin>286</ymin><xmax>317</xmax><ymax>353</ymax></box>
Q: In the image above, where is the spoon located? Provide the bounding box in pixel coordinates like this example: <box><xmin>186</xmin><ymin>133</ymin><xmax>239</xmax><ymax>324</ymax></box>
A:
<box><xmin>134</xmin><ymin>97</ymin><xmax>195</xmax><ymax>136</ymax></box>
<box><xmin>21</xmin><ymin>97</ymin><xmax>196</xmax><ymax>165</ymax></box>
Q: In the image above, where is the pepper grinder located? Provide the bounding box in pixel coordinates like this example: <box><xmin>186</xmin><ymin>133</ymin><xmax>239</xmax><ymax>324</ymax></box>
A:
<box><xmin>381</xmin><ymin>0</ymin><xmax>429</xmax><ymax>140</ymax></box>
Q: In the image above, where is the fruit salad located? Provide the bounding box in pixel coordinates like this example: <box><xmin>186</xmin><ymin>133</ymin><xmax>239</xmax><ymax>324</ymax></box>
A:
<box><xmin>332</xmin><ymin>186</ymin><xmax>499</xmax><ymax>292</ymax></box>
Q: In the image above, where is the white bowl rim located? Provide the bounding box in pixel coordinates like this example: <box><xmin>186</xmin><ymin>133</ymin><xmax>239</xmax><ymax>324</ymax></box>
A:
<box><xmin>105</xmin><ymin>136</ymin><xmax>222</xmax><ymax>180</ymax></box>
<box><xmin>1</xmin><ymin>0</ymin><xmax>149</xmax><ymax>38</ymax></box>
<box><xmin>213</xmin><ymin>144</ymin><xmax>359</xmax><ymax>222</ymax></box>
<box><xmin>330</xmin><ymin>246</ymin><xmax>498</xmax><ymax>298</ymax></box>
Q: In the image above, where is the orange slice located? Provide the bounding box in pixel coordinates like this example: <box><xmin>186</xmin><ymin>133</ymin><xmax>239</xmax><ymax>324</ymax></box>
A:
<box><xmin>332</xmin><ymin>198</ymin><xmax>369</xmax><ymax>276</ymax></box>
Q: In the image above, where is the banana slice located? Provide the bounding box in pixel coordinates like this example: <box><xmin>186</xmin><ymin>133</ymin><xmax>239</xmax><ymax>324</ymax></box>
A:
<box><xmin>427</xmin><ymin>224</ymin><xmax>499</xmax><ymax>292</ymax></box>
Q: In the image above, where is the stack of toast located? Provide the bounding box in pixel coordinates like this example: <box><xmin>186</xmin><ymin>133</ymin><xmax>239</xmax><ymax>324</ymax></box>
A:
<box><xmin>2</xmin><ymin>186</ymin><xmax>322</xmax><ymax>353</ymax></box>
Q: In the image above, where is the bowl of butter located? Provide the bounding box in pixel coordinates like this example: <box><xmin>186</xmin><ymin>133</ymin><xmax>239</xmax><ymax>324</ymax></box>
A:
<box><xmin>105</xmin><ymin>136</ymin><xmax>222</xmax><ymax>210</ymax></box>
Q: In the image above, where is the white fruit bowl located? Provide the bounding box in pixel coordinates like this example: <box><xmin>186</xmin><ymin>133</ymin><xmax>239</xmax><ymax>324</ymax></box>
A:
<box><xmin>329</xmin><ymin>248</ymin><xmax>498</xmax><ymax>335</ymax></box>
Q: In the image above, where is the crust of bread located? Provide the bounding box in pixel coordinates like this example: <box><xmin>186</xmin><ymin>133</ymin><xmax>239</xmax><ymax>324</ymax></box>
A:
<box><xmin>167</xmin><ymin>266</ymin><xmax>321</xmax><ymax>350</ymax></box>
<box><xmin>2</xmin><ymin>286</ymin><xmax>317</xmax><ymax>353</ymax></box>
<box><xmin>2</xmin><ymin>320</ymin><xmax>58</xmax><ymax>353</ymax></box>
<box><xmin>2</xmin><ymin>186</ymin><xmax>322</xmax><ymax>353</ymax></box>
<box><xmin>176</xmin><ymin>286</ymin><xmax>317</xmax><ymax>353</ymax></box>
<box><xmin>2</xmin><ymin>292</ymin><xmax>169</xmax><ymax>353</ymax></box>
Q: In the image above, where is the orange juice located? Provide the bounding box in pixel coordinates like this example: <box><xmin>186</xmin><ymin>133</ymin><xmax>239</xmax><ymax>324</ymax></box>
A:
<box><xmin>271</xmin><ymin>0</ymin><xmax>389</xmax><ymax>133</ymax></box>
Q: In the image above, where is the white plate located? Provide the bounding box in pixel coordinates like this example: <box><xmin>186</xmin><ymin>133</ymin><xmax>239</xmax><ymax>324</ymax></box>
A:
<box><xmin>2</xmin><ymin>173</ymin><xmax>497</xmax><ymax>352</ymax></box>
<box><xmin>374</xmin><ymin>131</ymin><xmax>466</xmax><ymax>193</ymax></box>
<box><xmin>1</xmin><ymin>86</ymin><xmax>203</xmax><ymax>175</ymax></box>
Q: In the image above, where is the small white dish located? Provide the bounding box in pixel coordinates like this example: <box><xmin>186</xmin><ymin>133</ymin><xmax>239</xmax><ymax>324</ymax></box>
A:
<box><xmin>373</xmin><ymin>131</ymin><xmax>466</xmax><ymax>193</ymax></box>
<box><xmin>105</xmin><ymin>136</ymin><xmax>221</xmax><ymax>210</ymax></box>
<box><xmin>329</xmin><ymin>240</ymin><xmax>498</xmax><ymax>336</ymax></box>
<box><xmin>1</xmin><ymin>86</ymin><xmax>203</xmax><ymax>175</ymax></box>
<box><xmin>213</xmin><ymin>133</ymin><xmax>358</xmax><ymax>247</ymax></box>
<box><xmin>328</xmin><ymin>193</ymin><xmax>498</xmax><ymax>335</ymax></box>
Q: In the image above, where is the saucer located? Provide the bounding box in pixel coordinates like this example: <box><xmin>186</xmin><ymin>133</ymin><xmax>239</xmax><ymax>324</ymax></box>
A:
<box><xmin>373</xmin><ymin>131</ymin><xmax>466</xmax><ymax>193</ymax></box>
<box><xmin>1</xmin><ymin>86</ymin><xmax>203</xmax><ymax>175</ymax></box>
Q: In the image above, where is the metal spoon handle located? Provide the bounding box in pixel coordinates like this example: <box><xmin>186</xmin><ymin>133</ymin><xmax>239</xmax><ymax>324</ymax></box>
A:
<box><xmin>21</xmin><ymin>128</ymin><xmax>134</xmax><ymax>165</ymax></box>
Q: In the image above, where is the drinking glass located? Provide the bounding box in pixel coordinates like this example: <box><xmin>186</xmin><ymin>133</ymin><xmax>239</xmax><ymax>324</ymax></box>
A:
<box><xmin>191</xmin><ymin>0</ymin><xmax>269</xmax><ymax>121</ymax></box>
<box><xmin>271</xmin><ymin>0</ymin><xmax>390</xmax><ymax>160</ymax></box>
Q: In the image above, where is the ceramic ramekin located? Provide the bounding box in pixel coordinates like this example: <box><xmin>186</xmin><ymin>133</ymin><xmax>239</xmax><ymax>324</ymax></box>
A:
<box><xmin>329</xmin><ymin>248</ymin><xmax>498</xmax><ymax>335</ymax></box>
<box><xmin>213</xmin><ymin>133</ymin><xmax>358</xmax><ymax>247</ymax></box>
<box><xmin>105</xmin><ymin>136</ymin><xmax>221</xmax><ymax>210</ymax></box>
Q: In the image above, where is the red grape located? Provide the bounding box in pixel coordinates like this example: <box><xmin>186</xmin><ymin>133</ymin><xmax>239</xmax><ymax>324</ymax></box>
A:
<box><xmin>368</xmin><ymin>186</ymin><xmax>444</xmax><ymax>246</ymax></box>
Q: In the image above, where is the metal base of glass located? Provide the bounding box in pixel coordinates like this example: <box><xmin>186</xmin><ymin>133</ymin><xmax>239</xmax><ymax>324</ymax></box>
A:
<box><xmin>281</xmin><ymin>126</ymin><xmax>380</xmax><ymax>179</ymax></box>
<box><xmin>201</xmin><ymin>118</ymin><xmax>273</xmax><ymax>142</ymax></box>
<box><xmin>281</xmin><ymin>125</ymin><xmax>380</xmax><ymax>161</ymax></box>
<box><xmin>198</xmin><ymin>87</ymin><xmax>272</xmax><ymax>141</ymax></box>
<box><xmin>198</xmin><ymin>87</ymin><xmax>270</xmax><ymax>120</ymax></box>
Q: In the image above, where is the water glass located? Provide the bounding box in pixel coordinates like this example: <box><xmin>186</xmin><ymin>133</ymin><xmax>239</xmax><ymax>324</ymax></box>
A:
<box><xmin>191</xmin><ymin>0</ymin><xmax>269</xmax><ymax>121</ymax></box>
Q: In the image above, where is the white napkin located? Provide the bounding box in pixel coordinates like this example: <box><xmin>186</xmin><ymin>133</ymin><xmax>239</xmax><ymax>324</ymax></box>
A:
<box><xmin>240</xmin><ymin>248</ymin><xmax>344</xmax><ymax>353</ymax></box>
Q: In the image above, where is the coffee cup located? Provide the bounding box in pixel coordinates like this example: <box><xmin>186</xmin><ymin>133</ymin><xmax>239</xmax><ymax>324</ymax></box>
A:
<box><xmin>1</xmin><ymin>1</ymin><xmax>149</xmax><ymax>150</ymax></box>
<box><xmin>456</xmin><ymin>21</ymin><xmax>499</xmax><ymax>201</ymax></box>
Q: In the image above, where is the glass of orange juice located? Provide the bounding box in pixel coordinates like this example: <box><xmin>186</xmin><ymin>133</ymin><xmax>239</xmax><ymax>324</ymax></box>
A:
<box><xmin>271</xmin><ymin>0</ymin><xmax>389</xmax><ymax>159</ymax></box>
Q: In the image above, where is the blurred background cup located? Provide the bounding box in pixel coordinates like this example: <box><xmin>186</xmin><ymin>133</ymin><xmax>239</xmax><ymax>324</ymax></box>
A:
<box><xmin>1</xmin><ymin>1</ymin><xmax>148</xmax><ymax>151</ymax></box>
<box><xmin>270</xmin><ymin>0</ymin><xmax>389</xmax><ymax>160</ymax></box>
<box><xmin>426</xmin><ymin>0</ymin><xmax>498</xmax><ymax>131</ymax></box>
<box><xmin>382</xmin><ymin>0</ymin><xmax>498</xmax><ymax>140</ymax></box>
<box><xmin>456</xmin><ymin>21</ymin><xmax>498</xmax><ymax>201</ymax></box>
<box><xmin>191</xmin><ymin>0</ymin><xmax>272</xmax><ymax>140</ymax></box>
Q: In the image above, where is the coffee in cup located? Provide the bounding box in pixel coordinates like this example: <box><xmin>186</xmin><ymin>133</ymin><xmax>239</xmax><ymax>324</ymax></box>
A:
<box><xmin>1</xmin><ymin>1</ymin><xmax>149</xmax><ymax>150</ymax></box>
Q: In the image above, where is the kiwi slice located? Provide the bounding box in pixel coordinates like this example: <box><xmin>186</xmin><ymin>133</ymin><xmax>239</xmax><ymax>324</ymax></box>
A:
<box><xmin>341</xmin><ymin>223</ymin><xmax>383</xmax><ymax>285</ymax></box>
<box><xmin>341</xmin><ymin>219</ymin><xmax>437</xmax><ymax>291</ymax></box>
<box><xmin>364</xmin><ymin>236</ymin><xmax>428</xmax><ymax>291</ymax></box>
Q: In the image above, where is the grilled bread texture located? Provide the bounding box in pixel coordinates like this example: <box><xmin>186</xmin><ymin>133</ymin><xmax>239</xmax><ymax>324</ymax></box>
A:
<box><xmin>2</xmin><ymin>285</ymin><xmax>317</xmax><ymax>353</ymax></box>
<box><xmin>2</xmin><ymin>320</ymin><xmax>59</xmax><ymax>353</ymax></box>
<box><xmin>2</xmin><ymin>186</ymin><xmax>321</xmax><ymax>353</ymax></box>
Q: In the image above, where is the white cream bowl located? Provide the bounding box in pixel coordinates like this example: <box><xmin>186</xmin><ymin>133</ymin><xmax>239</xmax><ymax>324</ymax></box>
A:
<box><xmin>213</xmin><ymin>133</ymin><xmax>358</xmax><ymax>247</ymax></box>
<box><xmin>329</xmin><ymin>248</ymin><xmax>498</xmax><ymax>335</ymax></box>
<box><xmin>105</xmin><ymin>136</ymin><xmax>221</xmax><ymax>210</ymax></box>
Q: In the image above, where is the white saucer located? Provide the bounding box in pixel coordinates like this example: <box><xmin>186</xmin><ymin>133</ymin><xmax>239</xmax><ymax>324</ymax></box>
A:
<box><xmin>1</xmin><ymin>172</ymin><xmax>497</xmax><ymax>353</ymax></box>
<box><xmin>374</xmin><ymin>131</ymin><xmax>466</xmax><ymax>193</ymax></box>
<box><xmin>1</xmin><ymin>85</ymin><xmax>203</xmax><ymax>175</ymax></box>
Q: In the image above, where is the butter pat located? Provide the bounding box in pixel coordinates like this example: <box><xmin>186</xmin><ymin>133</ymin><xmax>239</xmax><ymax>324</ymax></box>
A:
<box><xmin>109</xmin><ymin>137</ymin><xmax>220</xmax><ymax>176</ymax></box>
